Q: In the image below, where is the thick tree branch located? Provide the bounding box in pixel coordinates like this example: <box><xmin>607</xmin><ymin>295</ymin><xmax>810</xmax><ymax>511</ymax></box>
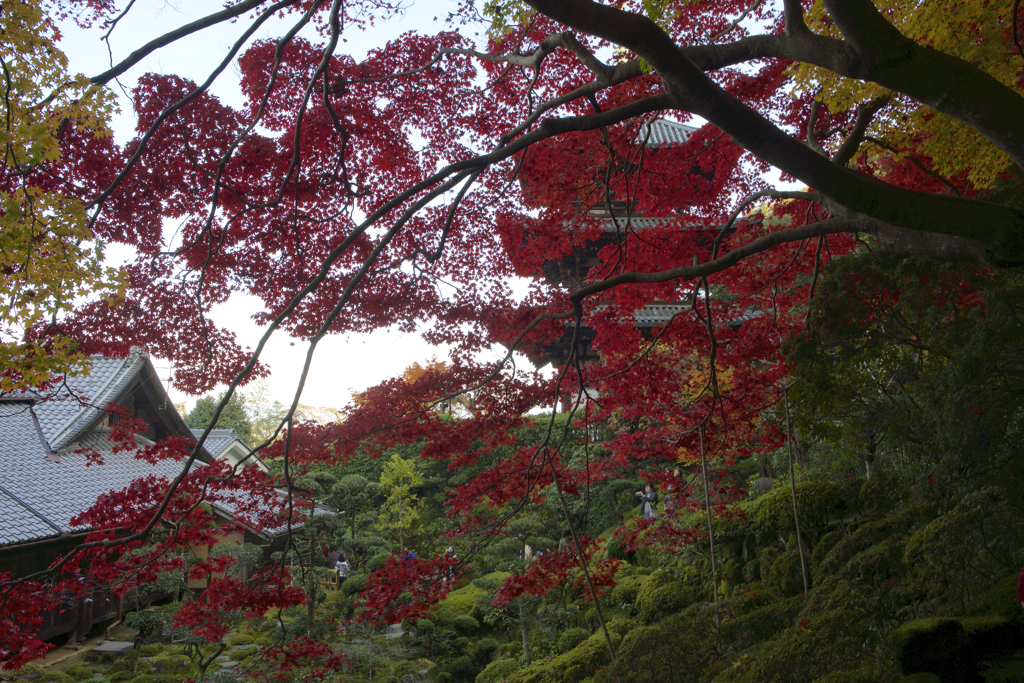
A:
<box><xmin>524</xmin><ymin>0</ymin><xmax>1024</xmax><ymax>263</ymax></box>
<box><xmin>569</xmin><ymin>212</ymin><xmax>991</xmax><ymax>304</ymax></box>
<box><xmin>833</xmin><ymin>96</ymin><xmax>889</xmax><ymax>167</ymax></box>
<box><xmin>89</xmin><ymin>0</ymin><xmax>297</xmax><ymax>85</ymax></box>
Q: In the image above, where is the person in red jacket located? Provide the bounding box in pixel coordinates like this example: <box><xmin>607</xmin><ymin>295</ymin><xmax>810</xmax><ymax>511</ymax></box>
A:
<box><xmin>1017</xmin><ymin>560</ymin><xmax>1024</xmax><ymax>609</ymax></box>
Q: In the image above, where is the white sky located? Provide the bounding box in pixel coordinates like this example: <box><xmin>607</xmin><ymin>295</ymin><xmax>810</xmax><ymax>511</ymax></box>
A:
<box><xmin>58</xmin><ymin>0</ymin><xmax>530</xmax><ymax>412</ymax></box>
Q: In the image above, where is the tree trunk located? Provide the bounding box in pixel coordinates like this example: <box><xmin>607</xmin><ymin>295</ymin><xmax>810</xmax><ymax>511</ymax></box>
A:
<box><xmin>784</xmin><ymin>388</ymin><xmax>810</xmax><ymax>594</ymax></box>
<box><xmin>698</xmin><ymin>425</ymin><xmax>721</xmax><ymax>650</ymax></box>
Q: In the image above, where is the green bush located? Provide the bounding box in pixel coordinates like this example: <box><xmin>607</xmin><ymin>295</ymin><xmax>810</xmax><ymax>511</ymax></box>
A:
<box><xmin>608</xmin><ymin>574</ymin><xmax>644</xmax><ymax>608</ymax></box>
<box><xmin>417</xmin><ymin>617</ymin><xmax>436</xmax><ymax>633</ymax></box>
<box><xmin>341</xmin><ymin>573</ymin><xmax>368</xmax><ymax>596</ymax></box>
<box><xmin>123</xmin><ymin>610</ymin><xmax>166</xmax><ymax>639</ymax></box>
<box><xmin>984</xmin><ymin>573</ymin><xmax>1024</xmax><ymax>623</ymax></box>
<box><xmin>741</xmin><ymin>559</ymin><xmax>760</xmax><ymax>583</ymax></box>
<box><xmin>507</xmin><ymin>630</ymin><xmax>622</xmax><ymax>683</ymax></box>
<box><xmin>434</xmin><ymin>607</ymin><xmax>457</xmax><ymax>625</ymax></box>
<box><xmin>38</xmin><ymin>671</ymin><xmax>75</xmax><ymax>683</ymax></box>
<box><xmin>446</xmin><ymin>655</ymin><xmax>476</xmax><ymax>682</ymax></box>
<box><xmin>475</xmin><ymin>637</ymin><xmax>499</xmax><ymax>661</ymax></box>
<box><xmin>817</xmin><ymin>506</ymin><xmax>924</xmax><ymax>580</ymax></box>
<box><xmin>126</xmin><ymin>675</ymin><xmax>181</xmax><ymax>683</ymax></box>
<box><xmin>594</xmin><ymin>605</ymin><xmax>724</xmax><ymax>683</ymax></box>
<box><xmin>905</xmin><ymin>487</ymin><xmax>1024</xmax><ymax>613</ymax></box>
<box><xmin>226</xmin><ymin>632</ymin><xmax>254</xmax><ymax>646</ymax></box>
<box><xmin>635</xmin><ymin>571</ymin><xmax>699</xmax><ymax>623</ymax></box>
<box><xmin>763</xmin><ymin>551</ymin><xmax>805</xmax><ymax>597</ymax></box>
<box><xmin>367</xmin><ymin>552</ymin><xmax>391</xmax><ymax>573</ymax></box>
<box><xmin>78</xmin><ymin>679</ymin><xmax>111</xmax><ymax>683</ymax></box>
<box><xmin>476</xmin><ymin>658</ymin><xmax>518</xmax><ymax>683</ymax></box>
<box><xmin>729</xmin><ymin>585</ymin><xmax>779</xmax><ymax>616</ymax></box>
<box><xmin>440</xmin><ymin>583</ymin><xmax>486</xmax><ymax>617</ymax></box>
<box><xmin>453</xmin><ymin>614</ymin><xmax>480</xmax><ymax>632</ymax></box>
<box><xmin>65</xmin><ymin>664</ymin><xmax>100</xmax><ymax>681</ymax></box>
<box><xmin>558</xmin><ymin>627</ymin><xmax>590</xmax><ymax>653</ymax></box>
<box><xmin>716</xmin><ymin>607</ymin><xmax>879</xmax><ymax>683</ymax></box>
<box><xmin>810</xmin><ymin>529</ymin><xmax>844</xmax><ymax>573</ymax></box>
<box><xmin>747</xmin><ymin>480</ymin><xmax>848</xmax><ymax>534</ymax></box>
<box><xmin>728</xmin><ymin>593</ymin><xmax>805</xmax><ymax>645</ymax></box>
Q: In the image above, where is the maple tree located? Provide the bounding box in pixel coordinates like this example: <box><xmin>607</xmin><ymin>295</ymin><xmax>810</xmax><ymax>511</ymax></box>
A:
<box><xmin>3</xmin><ymin>0</ymin><xmax>1024</xmax><ymax>672</ymax></box>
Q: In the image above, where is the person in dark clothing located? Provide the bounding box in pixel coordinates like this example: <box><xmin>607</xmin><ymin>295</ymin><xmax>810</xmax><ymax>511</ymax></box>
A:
<box><xmin>636</xmin><ymin>484</ymin><xmax>658</xmax><ymax>518</ymax></box>
<box><xmin>326</xmin><ymin>549</ymin><xmax>341</xmax><ymax>568</ymax></box>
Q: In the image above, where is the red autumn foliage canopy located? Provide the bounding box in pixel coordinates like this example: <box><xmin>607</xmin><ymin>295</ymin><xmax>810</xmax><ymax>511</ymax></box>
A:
<box><xmin>3</xmin><ymin>0</ymin><xmax>1024</xmax><ymax>669</ymax></box>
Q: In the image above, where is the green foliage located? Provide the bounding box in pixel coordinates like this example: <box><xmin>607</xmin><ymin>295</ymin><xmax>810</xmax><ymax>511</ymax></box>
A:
<box><xmin>341</xmin><ymin>573</ymin><xmax>368</xmax><ymax>596</ymax></box>
<box><xmin>453</xmin><ymin>615</ymin><xmax>481</xmax><ymax>632</ymax></box>
<box><xmin>984</xmin><ymin>573</ymin><xmax>1024</xmax><ymax>623</ymax></box>
<box><xmin>729</xmin><ymin>585</ymin><xmax>780</xmax><ymax>616</ymax></box>
<box><xmin>717</xmin><ymin>606</ymin><xmax>875</xmax><ymax>683</ymax></box>
<box><xmin>474</xmin><ymin>637</ymin><xmax>499</xmax><ymax>661</ymax></box>
<box><xmin>817</xmin><ymin>506</ymin><xmax>923</xmax><ymax>581</ymax></box>
<box><xmin>377</xmin><ymin>452</ymin><xmax>424</xmax><ymax>546</ymax></box>
<box><xmin>905</xmin><ymin>487</ymin><xmax>1024</xmax><ymax>612</ymax></box>
<box><xmin>226</xmin><ymin>632</ymin><xmax>254</xmax><ymax>646</ymax></box>
<box><xmin>446</xmin><ymin>655</ymin><xmax>477</xmax><ymax>682</ymax></box>
<box><xmin>440</xmin><ymin>583</ymin><xmax>486</xmax><ymax>617</ymax></box>
<box><xmin>788</xmin><ymin>256</ymin><xmax>1024</xmax><ymax>496</ymax></box>
<box><xmin>748</xmin><ymin>480</ymin><xmax>848</xmax><ymax>533</ymax></box>
<box><xmin>726</xmin><ymin>593</ymin><xmax>806</xmax><ymax>645</ymax></box>
<box><xmin>65</xmin><ymin>664</ymin><xmax>101</xmax><ymax>681</ymax></box>
<box><xmin>594</xmin><ymin>605</ymin><xmax>722</xmax><ymax>683</ymax></box>
<box><xmin>476</xmin><ymin>658</ymin><xmax>519</xmax><ymax>683</ymax></box>
<box><xmin>557</xmin><ymin>627</ymin><xmax>590</xmax><ymax>653</ymax></box>
<box><xmin>417</xmin><ymin>617</ymin><xmax>436</xmax><ymax>633</ymax></box>
<box><xmin>185</xmin><ymin>392</ymin><xmax>254</xmax><ymax>444</ymax></box>
<box><xmin>507</xmin><ymin>629</ymin><xmax>623</xmax><ymax>683</ymax></box>
<box><xmin>762</xmin><ymin>550</ymin><xmax>804</xmax><ymax>597</ymax></box>
<box><xmin>634</xmin><ymin>571</ymin><xmax>700</xmax><ymax>624</ymax></box>
<box><xmin>608</xmin><ymin>573</ymin><xmax>644</xmax><ymax>609</ymax></box>
<box><xmin>124</xmin><ymin>609</ymin><xmax>167</xmax><ymax>639</ymax></box>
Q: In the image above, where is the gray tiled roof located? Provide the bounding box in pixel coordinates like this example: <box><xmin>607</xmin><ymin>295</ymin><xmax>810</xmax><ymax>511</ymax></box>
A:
<box><xmin>634</xmin><ymin>303</ymin><xmax>692</xmax><ymax>327</ymax></box>
<box><xmin>591</xmin><ymin>217</ymin><xmax>680</xmax><ymax>232</ymax></box>
<box><xmin>0</xmin><ymin>415</ymin><xmax>186</xmax><ymax>545</ymax></box>
<box><xmin>191</xmin><ymin>429</ymin><xmax>238</xmax><ymax>459</ymax></box>
<box><xmin>638</xmin><ymin>119</ymin><xmax>698</xmax><ymax>148</ymax></box>
<box><xmin>22</xmin><ymin>349</ymin><xmax>148</xmax><ymax>451</ymax></box>
<box><xmin>0</xmin><ymin>351</ymin><xmax>215</xmax><ymax>548</ymax></box>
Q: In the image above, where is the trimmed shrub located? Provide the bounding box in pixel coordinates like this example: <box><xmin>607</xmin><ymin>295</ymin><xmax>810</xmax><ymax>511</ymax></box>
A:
<box><xmin>476</xmin><ymin>659</ymin><xmax>518</xmax><ymax>683</ymax></box>
<box><xmin>635</xmin><ymin>571</ymin><xmax>698</xmax><ymax>623</ymax></box>
<box><xmin>65</xmin><ymin>664</ymin><xmax>101</xmax><ymax>681</ymax></box>
<box><xmin>367</xmin><ymin>552</ymin><xmax>391</xmax><ymax>573</ymax></box>
<box><xmin>417</xmin><ymin>617</ymin><xmax>436</xmax><ymax>633</ymax></box>
<box><xmin>747</xmin><ymin>480</ymin><xmax>848</xmax><ymax>534</ymax></box>
<box><xmin>594</xmin><ymin>605</ymin><xmax>724</xmax><ymax>683</ymax></box>
<box><xmin>434</xmin><ymin>607</ymin><xmax>457</xmax><ymax>625</ymax></box>
<box><xmin>506</xmin><ymin>629</ymin><xmax>624</xmax><ymax>683</ymax></box>
<box><xmin>558</xmin><ymin>627</ymin><xmax>590</xmax><ymax>653</ymax></box>
<box><xmin>764</xmin><ymin>551</ymin><xmax>804</xmax><ymax>597</ymax></box>
<box><xmin>446</xmin><ymin>655</ymin><xmax>476</xmax><ymax>682</ymax></box>
<box><xmin>728</xmin><ymin>593</ymin><xmax>805</xmax><ymax>644</ymax></box>
<box><xmin>716</xmin><ymin>607</ymin><xmax>878</xmax><ymax>683</ymax></box>
<box><xmin>453</xmin><ymin>615</ymin><xmax>480</xmax><ymax>632</ymax></box>
<box><xmin>608</xmin><ymin>574</ymin><xmax>644</xmax><ymax>608</ymax></box>
<box><xmin>474</xmin><ymin>637</ymin><xmax>499</xmax><ymax>661</ymax></box>
<box><xmin>38</xmin><ymin>671</ymin><xmax>75</xmax><ymax>683</ymax></box>
<box><xmin>341</xmin><ymin>573</ymin><xmax>368</xmax><ymax>596</ymax></box>
<box><xmin>226</xmin><ymin>632</ymin><xmax>254</xmax><ymax>646</ymax></box>
<box><xmin>439</xmin><ymin>584</ymin><xmax>486</xmax><ymax>617</ymax></box>
<box><xmin>729</xmin><ymin>585</ymin><xmax>779</xmax><ymax>617</ymax></box>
